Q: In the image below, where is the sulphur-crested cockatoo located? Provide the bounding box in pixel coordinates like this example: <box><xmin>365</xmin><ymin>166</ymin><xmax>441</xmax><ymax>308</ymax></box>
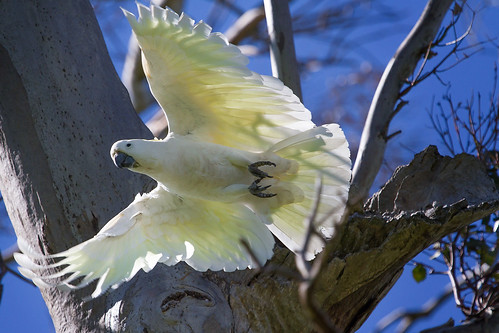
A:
<box><xmin>15</xmin><ymin>4</ymin><xmax>351</xmax><ymax>299</ymax></box>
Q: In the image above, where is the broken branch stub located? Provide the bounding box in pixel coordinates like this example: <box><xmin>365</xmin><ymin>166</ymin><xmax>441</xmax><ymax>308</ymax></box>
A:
<box><xmin>365</xmin><ymin>145</ymin><xmax>499</xmax><ymax>214</ymax></box>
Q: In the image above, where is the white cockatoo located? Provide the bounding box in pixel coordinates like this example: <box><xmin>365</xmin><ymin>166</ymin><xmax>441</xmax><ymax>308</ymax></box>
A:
<box><xmin>15</xmin><ymin>4</ymin><xmax>351</xmax><ymax>299</ymax></box>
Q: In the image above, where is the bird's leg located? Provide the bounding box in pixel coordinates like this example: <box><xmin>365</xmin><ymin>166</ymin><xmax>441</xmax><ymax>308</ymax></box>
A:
<box><xmin>248</xmin><ymin>161</ymin><xmax>276</xmax><ymax>179</ymax></box>
<box><xmin>249</xmin><ymin>178</ymin><xmax>276</xmax><ymax>198</ymax></box>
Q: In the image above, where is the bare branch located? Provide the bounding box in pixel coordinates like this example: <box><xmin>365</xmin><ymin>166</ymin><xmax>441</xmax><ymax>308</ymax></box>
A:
<box><xmin>429</xmin><ymin>63</ymin><xmax>499</xmax><ymax>163</ymax></box>
<box><xmin>263</xmin><ymin>0</ymin><xmax>302</xmax><ymax>100</ymax></box>
<box><xmin>121</xmin><ymin>0</ymin><xmax>183</xmax><ymax>113</ymax></box>
<box><xmin>0</xmin><ymin>243</ymin><xmax>35</xmax><ymax>286</ymax></box>
<box><xmin>375</xmin><ymin>285</ymin><xmax>454</xmax><ymax>333</ymax></box>
<box><xmin>349</xmin><ymin>0</ymin><xmax>454</xmax><ymax>208</ymax></box>
<box><xmin>0</xmin><ymin>242</ymin><xmax>18</xmax><ymax>263</ymax></box>
<box><xmin>421</xmin><ymin>310</ymin><xmax>499</xmax><ymax>333</ymax></box>
<box><xmin>224</xmin><ymin>7</ymin><xmax>265</xmax><ymax>45</ymax></box>
<box><xmin>293</xmin><ymin>175</ymin><xmax>360</xmax><ymax>332</ymax></box>
<box><xmin>121</xmin><ymin>36</ymin><xmax>154</xmax><ymax>112</ymax></box>
<box><xmin>293</xmin><ymin>178</ymin><xmax>341</xmax><ymax>333</ymax></box>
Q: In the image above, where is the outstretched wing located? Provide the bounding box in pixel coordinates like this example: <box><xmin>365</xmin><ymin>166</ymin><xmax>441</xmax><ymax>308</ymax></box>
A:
<box><xmin>124</xmin><ymin>4</ymin><xmax>315</xmax><ymax>151</ymax></box>
<box><xmin>15</xmin><ymin>186</ymin><xmax>274</xmax><ymax>298</ymax></box>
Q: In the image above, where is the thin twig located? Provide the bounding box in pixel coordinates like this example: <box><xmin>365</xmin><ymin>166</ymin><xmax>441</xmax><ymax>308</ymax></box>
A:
<box><xmin>296</xmin><ymin>177</ymin><xmax>324</xmax><ymax>277</ymax></box>
<box><xmin>239</xmin><ymin>239</ymin><xmax>303</xmax><ymax>282</ymax></box>
<box><xmin>294</xmin><ymin>178</ymin><xmax>341</xmax><ymax>333</ymax></box>
<box><xmin>375</xmin><ymin>285</ymin><xmax>455</xmax><ymax>333</ymax></box>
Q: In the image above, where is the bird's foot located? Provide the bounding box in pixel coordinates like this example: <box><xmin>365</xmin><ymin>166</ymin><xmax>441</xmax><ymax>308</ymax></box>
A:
<box><xmin>248</xmin><ymin>161</ymin><xmax>276</xmax><ymax>179</ymax></box>
<box><xmin>249</xmin><ymin>178</ymin><xmax>276</xmax><ymax>198</ymax></box>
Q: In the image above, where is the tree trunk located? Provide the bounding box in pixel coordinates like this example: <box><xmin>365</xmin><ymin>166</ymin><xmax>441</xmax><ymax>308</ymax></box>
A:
<box><xmin>0</xmin><ymin>1</ymin><xmax>497</xmax><ymax>332</ymax></box>
<box><xmin>0</xmin><ymin>0</ymin><xmax>152</xmax><ymax>331</ymax></box>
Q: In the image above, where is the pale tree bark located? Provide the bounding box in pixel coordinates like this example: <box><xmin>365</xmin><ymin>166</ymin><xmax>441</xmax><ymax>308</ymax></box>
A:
<box><xmin>0</xmin><ymin>0</ymin><xmax>152</xmax><ymax>331</ymax></box>
<box><xmin>263</xmin><ymin>0</ymin><xmax>302</xmax><ymax>101</ymax></box>
<box><xmin>0</xmin><ymin>1</ymin><xmax>498</xmax><ymax>333</ymax></box>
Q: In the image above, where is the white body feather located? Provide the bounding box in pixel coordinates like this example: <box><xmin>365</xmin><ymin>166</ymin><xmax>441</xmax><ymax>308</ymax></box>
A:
<box><xmin>15</xmin><ymin>4</ymin><xmax>351</xmax><ymax>299</ymax></box>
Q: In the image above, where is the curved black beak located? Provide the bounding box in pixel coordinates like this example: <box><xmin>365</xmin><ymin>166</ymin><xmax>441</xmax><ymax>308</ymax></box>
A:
<box><xmin>113</xmin><ymin>151</ymin><xmax>139</xmax><ymax>169</ymax></box>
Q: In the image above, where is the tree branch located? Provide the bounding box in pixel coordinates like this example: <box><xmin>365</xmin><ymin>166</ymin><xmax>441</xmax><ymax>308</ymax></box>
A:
<box><xmin>0</xmin><ymin>0</ymin><xmax>152</xmax><ymax>330</ymax></box>
<box><xmin>349</xmin><ymin>0</ymin><xmax>454</xmax><ymax>208</ymax></box>
<box><xmin>375</xmin><ymin>285</ymin><xmax>455</xmax><ymax>333</ymax></box>
<box><xmin>421</xmin><ymin>309</ymin><xmax>499</xmax><ymax>333</ymax></box>
<box><xmin>263</xmin><ymin>0</ymin><xmax>302</xmax><ymax>100</ymax></box>
<box><xmin>121</xmin><ymin>0</ymin><xmax>182</xmax><ymax>113</ymax></box>
<box><xmin>225</xmin><ymin>7</ymin><xmax>265</xmax><ymax>45</ymax></box>
<box><xmin>2</xmin><ymin>1</ymin><xmax>498</xmax><ymax>332</ymax></box>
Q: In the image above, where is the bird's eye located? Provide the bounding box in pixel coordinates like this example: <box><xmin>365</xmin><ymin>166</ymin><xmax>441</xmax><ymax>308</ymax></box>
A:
<box><xmin>126</xmin><ymin>143</ymin><xmax>132</xmax><ymax>147</ymax></box>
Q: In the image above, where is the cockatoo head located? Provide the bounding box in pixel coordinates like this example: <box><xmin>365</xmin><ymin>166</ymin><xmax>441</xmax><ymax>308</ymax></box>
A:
<box><xmin>111</xmin><ymin>139</ymin><xmax>159</xmax><ymax>174</ymax></box>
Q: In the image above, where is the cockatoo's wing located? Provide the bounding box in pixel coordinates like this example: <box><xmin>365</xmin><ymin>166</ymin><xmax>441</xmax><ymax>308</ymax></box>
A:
<box><xmin>123</xmin><ymin>4</ymin><xmax>315</xmax><ymax>151</ymax></box>
<box><xmin>14</xmin><ymin>186</ymin><xmax>274</xmax><ymax>298</ymax></box>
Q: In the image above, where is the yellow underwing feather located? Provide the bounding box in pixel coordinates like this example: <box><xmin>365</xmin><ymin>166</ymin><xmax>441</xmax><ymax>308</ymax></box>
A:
<box><xmin>123</xmin><ymin>4</ymin><xmax>314</xmax><ymax>151</ymax></box>
<box><xmin>15</xmin><ymin>186</ymin><xmax>274</xmax><ymax>298</ymax></box>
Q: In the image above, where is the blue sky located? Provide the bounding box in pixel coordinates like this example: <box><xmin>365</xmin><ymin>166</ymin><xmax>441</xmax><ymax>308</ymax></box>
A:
<box><xmin>1</xmin><ymin>1</ymin><xmax>497</xmax><ymax>332</ymax></box>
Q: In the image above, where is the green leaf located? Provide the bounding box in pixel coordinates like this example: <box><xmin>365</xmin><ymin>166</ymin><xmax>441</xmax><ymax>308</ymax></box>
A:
<box><xmin>412</xmin><ymin>264</ymin><xmax>427</xmax><ymax>283</ymax></box>
<box><xmin>466</xmin><ymin>238</ymin><xmax>483</xmax><ymax>253</ymax></box>
<box><xmin>480</xmin><ymin>249</ymin><xmax>497</xmax><ymax>266</ymax></box>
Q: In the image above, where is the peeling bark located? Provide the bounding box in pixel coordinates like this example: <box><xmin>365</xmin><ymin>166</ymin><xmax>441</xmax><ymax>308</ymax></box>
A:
<box><xmin>366</xmin><ymin>145</ymin><xmax>498</xmax><ymax>212</ymax></box>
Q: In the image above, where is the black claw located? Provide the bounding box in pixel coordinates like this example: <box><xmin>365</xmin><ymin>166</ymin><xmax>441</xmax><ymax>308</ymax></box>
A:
<box><xmin>248</xmin><ymin>161</ymin><xmax>276</xmax><ymax>179</ymax></box>
<box><xmin>248</xmin><ymin>161</ymin><xmax>278</xmax><ymax>198</ymax></box>
<box><xmin>249</xmin><ymin>179</ymin><xmax>277</xmax><ymax>198</ymax></box>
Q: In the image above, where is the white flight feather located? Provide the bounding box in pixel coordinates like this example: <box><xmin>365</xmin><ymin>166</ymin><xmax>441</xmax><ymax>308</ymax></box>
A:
<box><xmin>16</xmin><ymin>187</ymin><xmax>275</xmax><ymax>298</ymax></box>
<box><xmin>15</xmin><ymin>4</ymin><xmax>352</xmax><ymax>299</ymax></box>
<box><xmin>123</xmin><ymin>4</ymin><xmax>315</xmax><ymax>151</ymax></box>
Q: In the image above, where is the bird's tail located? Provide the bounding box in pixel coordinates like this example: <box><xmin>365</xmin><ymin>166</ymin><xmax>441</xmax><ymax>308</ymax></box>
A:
<box><xmin>249</xmin><ymin>124</ymin><xmax>351</xmax><ymax>260</ymax></box>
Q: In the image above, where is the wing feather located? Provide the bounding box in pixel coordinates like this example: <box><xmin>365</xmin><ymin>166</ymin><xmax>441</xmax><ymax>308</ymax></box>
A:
<box><xmin>123</xmin><ymin>4</ymin><xmax>315</xmax><ymax>150</ymax></box>
<box><xmin>15</xmin><ymin>186</ymin><xmax>274</xmax><ymax>298</ymax></box>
